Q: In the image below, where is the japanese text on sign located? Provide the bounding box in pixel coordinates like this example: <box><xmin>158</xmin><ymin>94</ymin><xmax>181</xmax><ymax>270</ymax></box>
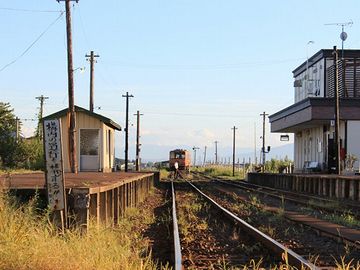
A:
<box><xmin>43</xmin><ymin>119</ymin><xmax>65</xmax><ymax>211</ymax></box>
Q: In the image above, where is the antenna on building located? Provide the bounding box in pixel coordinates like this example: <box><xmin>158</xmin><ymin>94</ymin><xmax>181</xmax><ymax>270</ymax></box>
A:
<box><xmin>306</xmin><ymin>41</ymin><xmax>315</xmax><ymax>95</ymax></box>
<box><xmin>325</xmin><ymin>20</ymin><xmax>353</xmax><ymax>59</ymax></box>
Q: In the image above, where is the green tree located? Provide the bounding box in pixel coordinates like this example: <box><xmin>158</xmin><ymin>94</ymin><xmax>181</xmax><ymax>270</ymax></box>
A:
<box><xmin>0</xmin><ymin>102</ymin><xmax>18</xmax><ymax>167</ymax></box>
<box><xmin>0</xmin><ymin>102</ymin><xmax>44</xmax><ymax>170</ymax></box>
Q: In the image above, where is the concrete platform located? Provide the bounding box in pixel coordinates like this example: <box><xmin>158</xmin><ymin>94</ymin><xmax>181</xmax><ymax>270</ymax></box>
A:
<box><xmin>248</xmin><ymin>173</ymin><xmax>360</xmax><ymax>201</ymax></box>
<box><xmin>0</xmin><ymin>171</ymin><xmax>159</xmax><ymax>228</ymax></box>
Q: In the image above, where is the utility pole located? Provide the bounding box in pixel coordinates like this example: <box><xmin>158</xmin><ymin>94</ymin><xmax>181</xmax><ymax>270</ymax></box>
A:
<box><xmin>254</xmin><ymin>123</ymin><xmax>257</xmax><ymax>165</ymax></box>
<box><xmin>122</xmin><ymin>92</ymin><xmax>134</xmax><ymax>172</ymax></box>
<box><xmin>243</xmin><ymin>157</ymin><xmax>246</xmax><ymax>179</ymax></box>
<box><xmin>333</xmin><ymin>46</ymin><xmax>341</xmax><ymax>175</ymax></box>
<box><xmin>214</xmin><ymin>141</ymin><xmax>219</xmax><ymax>165</ymax></box>
<box><xmin>15</xmin><ymin>117</ymin><xmax>20</xmax><ymax>143</ymax></box>
<box><xmin>232</xmin><ymin>126</ymin><xmax>237</xmax><ymax>176</ymax></box>
<box><xmin>203</xmin><ymin>146</ymin><xmax>207</xmax><ymax>166</ymax></box>
<box><xmin>85</xmin><ymin>51</ymin><xmax>99</xmax><ymax>112</ymax></box>
<box><xmin>35</xmin><ymin>95</ymin><xmax>49</xmax><ymax>139</ymax></box>
<box><xmin>133</xmin><ymin>110</ymin><xmax>143</xmax><ymax>171</ymax></box>
<box><xmin>57</xmin><ymin>0</ymin><xmax>78</xmax><ymax>173</ymax></box>
<box><xmin>192</xmin><ymin>147</ymin><xmax>200</xmax><ymax>167</ymax></box>
<box><xmin>260</xmin><ymin>112</ymin><xmax>269</xmax><ymax>172</ymax></box>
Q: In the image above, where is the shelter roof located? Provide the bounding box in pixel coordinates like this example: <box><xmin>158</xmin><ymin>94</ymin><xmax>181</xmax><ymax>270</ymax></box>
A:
<box><xmin>43</xmin><ymin>105</ymin><xmax>121</xmax><ymax>131</ymax></box>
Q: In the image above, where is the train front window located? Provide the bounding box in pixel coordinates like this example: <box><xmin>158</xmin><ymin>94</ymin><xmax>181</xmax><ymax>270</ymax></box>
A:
<box><xmin>174</xmin><ymin>153</ymin><xmax>185</xmax><ymax>159</ymax></box>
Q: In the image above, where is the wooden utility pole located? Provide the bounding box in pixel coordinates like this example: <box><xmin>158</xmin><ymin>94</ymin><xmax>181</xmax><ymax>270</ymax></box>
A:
<box><xmin>232</xmin><ymin>126</ymin><xmax>237</xmax><ymax>176</ymax></box>
<box><xmin>35</xmin><ymin>95</ymin><xmax>49</xmax><ymax>139</ymax></box>
<box><xmin>134</xmin><ymin>110</ymin><xmax>143</xmax><ymax>171</ymax></box>
<box><xmin>214</xmin><ymin>141</ymin><xmax>219</xmax><ymax>165</ymax></box>
<box><xmin>333</xmin><ymin>46</ymin><xmax>341</xmax><ymax>175</ymax></box>
<box><xmin>85</xmin><ymin>51</ymin><xmax>99</xmax><ymax>112</ymax></box>
<box><xmin>122</xmin><ymin>92</ymin><xmax>133</xmax><ymax>172</ymax></box>
<box><xmin>58</xmin><ymin>0</ymin><xmax>78</xmax><ymax>173</ymax></box>
<box><xmin>260</xmin><ymin>112</ymin><xmax>269</xmax><ymax>172</ymax></box>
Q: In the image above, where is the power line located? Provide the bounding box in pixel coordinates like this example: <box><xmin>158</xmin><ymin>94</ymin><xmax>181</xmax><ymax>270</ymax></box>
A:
<box><xmin>0</xmin><ymin>11</ymin><xmax>65</xmax><ymax>73</ymax></box>
<box><xmin>91</xmin><ymin>109</ymin><xmax>259</xmax><ymax>119</ymax></box>
<box><xmin>101</xmin><ymin>57</ymin><xmax>305</xmax><ymax>71</ymax></box>
<box><xmin>0</xmin><ymin>7</ymin><xmax>63</xmax><ymax>13</ymax></box>
<box><xmin>142</xmin><ymin>111</ymin><xmax>257</xmax><ymax>118</ymax></box>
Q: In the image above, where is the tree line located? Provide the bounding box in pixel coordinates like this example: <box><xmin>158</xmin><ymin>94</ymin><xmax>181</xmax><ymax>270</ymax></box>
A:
<box><xmin>0</xmin><ymin>102</ymin><xmax>44</xmax><ymax>170</ymax></box>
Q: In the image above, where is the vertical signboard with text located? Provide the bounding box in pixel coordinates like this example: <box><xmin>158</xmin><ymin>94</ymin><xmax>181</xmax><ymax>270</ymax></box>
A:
<box><xmin>43</xmin><ymin>119</ymin><xmax>66</xmax><ymax>211</ymax></box>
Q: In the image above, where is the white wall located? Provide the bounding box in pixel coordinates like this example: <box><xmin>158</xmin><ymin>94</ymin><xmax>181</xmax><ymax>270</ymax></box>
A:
<box><xmin>294</xmin><ymin>121</ymin><xmax>348</xmax><ymax>172</ymax></box>
<box><xmin>294</xmin><ymin>59</ymin><xmax>325</xmax><ymax>103</ymax></box>
<box><xmin>347</xmin><ymin>121</ymin><xmax>360</xmax><ymax>170</ymax></box>
<box><xmin>294</xmin><ymin>126</ymin><xmax>325</xmax><ymax>171</ymax></box>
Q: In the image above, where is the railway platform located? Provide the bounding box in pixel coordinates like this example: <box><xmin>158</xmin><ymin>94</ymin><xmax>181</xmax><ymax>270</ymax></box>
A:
<box><xmin>0</xmin><ymin>171</ymin><xmax>159</xmax><ymax>228</ymax></box>
<box><xmin>248</xmin><ymin>173</ymin><xmax>360</xmax><ymax>201</ymax></box>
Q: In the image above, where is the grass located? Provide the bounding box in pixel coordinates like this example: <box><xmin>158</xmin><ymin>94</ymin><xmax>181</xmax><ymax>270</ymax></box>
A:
<box><xmin>0</xmin><ymin>190</ymin><xmax>168</xmax><ymax>270</ymax></box>
<box><xmin>193</xmin><ymin>166</ymin><xmax>246</xmax><ymax>180</ymax></box>
<box><xmin>159</xmin><ymin>169</ymin><xmax>170</xmax><ymax>180</ymax></box>
<box><xmin>0</xmin><ymin>168</ymin><xmax>43</xmax><ymax>176</ymax></box>
<box><xmin>300</xmin><ymin>203</ymin><xmax>360</xmax><ymax>230</ymax></box>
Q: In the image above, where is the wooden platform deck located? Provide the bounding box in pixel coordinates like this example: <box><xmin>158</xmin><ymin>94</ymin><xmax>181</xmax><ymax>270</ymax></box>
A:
<box><xmin>1</xmin><ymin>171</ymin><xmax>159</xmax><ymax>228</ymax></box>
<box><xmin>0</xmin><ymin>171</ymin><xmax>154</xmax><ymax>193</ymax></box>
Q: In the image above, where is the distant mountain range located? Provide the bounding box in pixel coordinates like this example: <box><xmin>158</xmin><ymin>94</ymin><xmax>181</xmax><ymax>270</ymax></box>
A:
<box><xmin>116</xmin><ymin>143</ymin><xmax>294</xmax><ymax>163</ymax></box>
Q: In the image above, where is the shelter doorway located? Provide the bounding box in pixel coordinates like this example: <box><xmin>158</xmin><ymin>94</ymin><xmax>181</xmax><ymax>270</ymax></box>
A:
<box><xmin>80</xmin><ymin>129</ymin><xmax>100</xmax><ymax>171</ymax></box>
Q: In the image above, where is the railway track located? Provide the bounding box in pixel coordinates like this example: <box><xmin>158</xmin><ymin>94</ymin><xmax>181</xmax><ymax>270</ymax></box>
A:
<box><xmin>193</xmin><ymin>171</ymin><xmax>360</xmax><ymax>214</ymax></box>
<box><xmin>191</xmin><ymin>172</ymin><xmax>360</xmax><ymax>247</ymax></box>
<box><xmin>170</xmin><ymin>179</ymin><xmax>318</xmax><ymax>269</ymax></box>
<box><xmin>192</xmin><ymin>171</ymin><xmax>360</xmax><ymax>224</ymax></box>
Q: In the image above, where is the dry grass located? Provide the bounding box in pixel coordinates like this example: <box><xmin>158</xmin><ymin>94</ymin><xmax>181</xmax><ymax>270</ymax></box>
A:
<box><xmin>0</xmin><ymin>168</ymin><xmax>43</xmax><ymax>176</ymax></box>
<box><xmin>0</xmin><ymin>191</ymin><xmax>163</xmax><ymax>270</ymax></box>
<box><xmin>159</xmin><ymin>169</ymin><xmax>170</xmax><ymax>180</ymax></box>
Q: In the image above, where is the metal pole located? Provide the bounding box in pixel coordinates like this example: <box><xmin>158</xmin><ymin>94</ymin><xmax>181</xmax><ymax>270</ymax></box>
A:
<box><xmin>232</xmin><ymin>126</ymin><xmax>237</xmax><ymax>177</ymax></box>
<box><xmin>215</xmin><ymin>141</ymin><xmax>219</xmax><ymax>165</ymax></box>
<box><xmin>254</xmin><ymin>122</ymin><xmax>257</xmax><ymax>165</ymax></box>
<box><xmin>243</xmin><ymin>157</ymin><xmax>246</xmax><ymax>179</ymax></box>
<box><xmin>192</xmin><ymin>147</ymin><xmax>199</xmax><ymax>167</ymax></box>
<box><xmin>203</xmin><ymin>146</ymin><xmax>207</xmax><ymax>166</ymax></box>
<box><xmin>134</xmin><ymin>110</ymin><xmax>143</xmax><ymax>171</ymax></box>
<box><xmin>333</xmin><ymin>46</ymin><xmax>341</xmax><ymax>175</ymax></box>
<box><xmin>194</xmin><ymin>149</ymin><xmax>196</xmax><ymax>167</ymax></box>
<box><xmin>260</xmin><ymin>112</ymin><xmax>269</xmax><ymax>172</ymax></box>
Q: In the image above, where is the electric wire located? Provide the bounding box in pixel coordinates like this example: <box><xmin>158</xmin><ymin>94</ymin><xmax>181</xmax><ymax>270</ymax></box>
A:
<box><xmin>0</xmin><ymin>11</ymin><xmax>65</xmax><ymax>73</ymax></box>
<box><xmin>0</xmin><ymin>7</ymin><xmax>63</xmax><ymax>13</ymax></box>
<box><xmin>101</xmin><ymin>57</ymin><xmax>306</xmax><ymax>71</ymax></box>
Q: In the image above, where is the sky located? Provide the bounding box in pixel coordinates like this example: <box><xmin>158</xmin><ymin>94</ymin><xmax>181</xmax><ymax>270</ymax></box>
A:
<box><xmin>1</xmin><ymin>1</ymin><xmax>360</xmax><ymax>162</ymax></box>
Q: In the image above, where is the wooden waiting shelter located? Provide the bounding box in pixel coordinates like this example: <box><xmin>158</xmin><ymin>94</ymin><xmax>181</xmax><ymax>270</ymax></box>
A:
<box><xmin>43</xmin><ymin>106</ymin><xmax>121</xmax><ymax>173</ymax></box>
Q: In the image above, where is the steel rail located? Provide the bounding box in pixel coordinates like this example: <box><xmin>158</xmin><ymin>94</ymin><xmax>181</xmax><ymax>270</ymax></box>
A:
<box><xmin>213</xmin><ymin>178</ymin><xmax>360</xmax><ymax>249</ymax></box>
<box><xmin>185</xmin><ymin>180</ymin><xmax>318</xmax><ymax>270</ymax></box>
<box><xmin>171</xmin><ymin>181</ymin><xmax>182</xmax><ymax>270</ymax></box>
